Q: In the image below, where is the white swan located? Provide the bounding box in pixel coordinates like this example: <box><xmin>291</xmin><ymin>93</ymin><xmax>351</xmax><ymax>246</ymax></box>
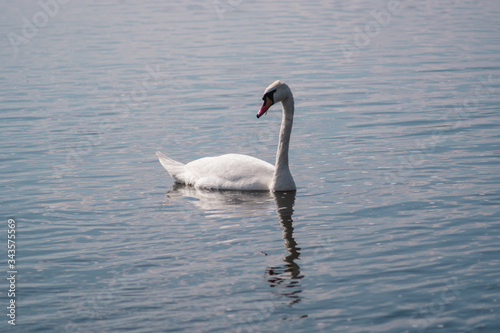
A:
<box><xmin>156</xmin><ymin>80</ymin><xmax>296</xmax><ymax>191</ymax></box>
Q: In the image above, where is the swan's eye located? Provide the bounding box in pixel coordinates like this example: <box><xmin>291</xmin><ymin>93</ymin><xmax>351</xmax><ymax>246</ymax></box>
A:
<box><xmin>262</xmin><ymin>89</ymin><xmax>276</xmax><ymax>104</ymax></box>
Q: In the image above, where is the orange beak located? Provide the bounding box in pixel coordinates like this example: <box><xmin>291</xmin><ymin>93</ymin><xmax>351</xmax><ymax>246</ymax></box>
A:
<box><xmin>257</xmin><ymin>96</ymin><xmax>273</xmax><ymax>118</ymax></box>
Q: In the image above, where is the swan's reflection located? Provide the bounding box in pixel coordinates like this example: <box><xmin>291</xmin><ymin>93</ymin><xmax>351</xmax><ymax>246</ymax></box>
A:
<box><xmin>164</xmin><ymin>183</ymin><xmax>274</xmax><ymax>218</ymax></box>
<box><xmin>164</xmin><ymin>185</ymin><xmax>303</xmax><ymax>304</ymax></box>
<box><xmin>266</xmin><ymin>191</ymin><xmax>303</xmax><ymax>305</ymax></box>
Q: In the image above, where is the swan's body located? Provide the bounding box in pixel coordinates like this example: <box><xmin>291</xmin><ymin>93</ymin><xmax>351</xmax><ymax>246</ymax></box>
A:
<box><xmin>156</xmin><ymin>80</ymin><xmax>296</xmax><ymax>191</ymax></box>
<box><xmin>156</xmin><ymin>152</ymin><xmax>274</xmax><ymax>191</ymax></box>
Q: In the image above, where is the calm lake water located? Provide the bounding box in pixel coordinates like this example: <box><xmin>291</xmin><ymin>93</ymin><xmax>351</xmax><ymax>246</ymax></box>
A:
<box><xmin>1</xmin><ymin>0</ymin><xmax>500</xmax><ymax>332</ymax></box>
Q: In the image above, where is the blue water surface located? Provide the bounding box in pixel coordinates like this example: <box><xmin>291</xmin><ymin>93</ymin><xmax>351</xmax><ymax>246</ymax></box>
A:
<box><xmin>1</xmin><ymin>1</ymin><xmax>500</xmax><ymax>332</ymax></box>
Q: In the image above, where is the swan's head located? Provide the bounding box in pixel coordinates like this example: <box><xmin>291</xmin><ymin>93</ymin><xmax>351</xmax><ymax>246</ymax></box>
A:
<box><xmin>257</xmin><ymin>80</ymin><xmax>292</xmax><ymax>118</ymax></box>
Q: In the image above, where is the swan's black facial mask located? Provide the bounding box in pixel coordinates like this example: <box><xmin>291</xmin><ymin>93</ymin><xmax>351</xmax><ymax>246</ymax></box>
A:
<box><xmin>257</xmin><ymin>89</ymin><xmax>276</xmax><ymax>118</ymax></box>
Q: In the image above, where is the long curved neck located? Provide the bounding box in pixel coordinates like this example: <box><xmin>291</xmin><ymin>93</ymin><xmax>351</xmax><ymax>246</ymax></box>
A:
<box><xmin>275</xmin><ymin>96</ymin><xmax>294</xmax><ymax>170</ymax></box>
<box><xmin>272</xmin><ymin>95</ymin><xmax>296</xmax><ymax>191</ymax></box>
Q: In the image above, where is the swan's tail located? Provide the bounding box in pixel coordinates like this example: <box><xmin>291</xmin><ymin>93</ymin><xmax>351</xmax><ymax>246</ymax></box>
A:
<box><xmin>155</xmin><ymin>151</ymin><xmax>185</xmax><ymax>183</ymax></box>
